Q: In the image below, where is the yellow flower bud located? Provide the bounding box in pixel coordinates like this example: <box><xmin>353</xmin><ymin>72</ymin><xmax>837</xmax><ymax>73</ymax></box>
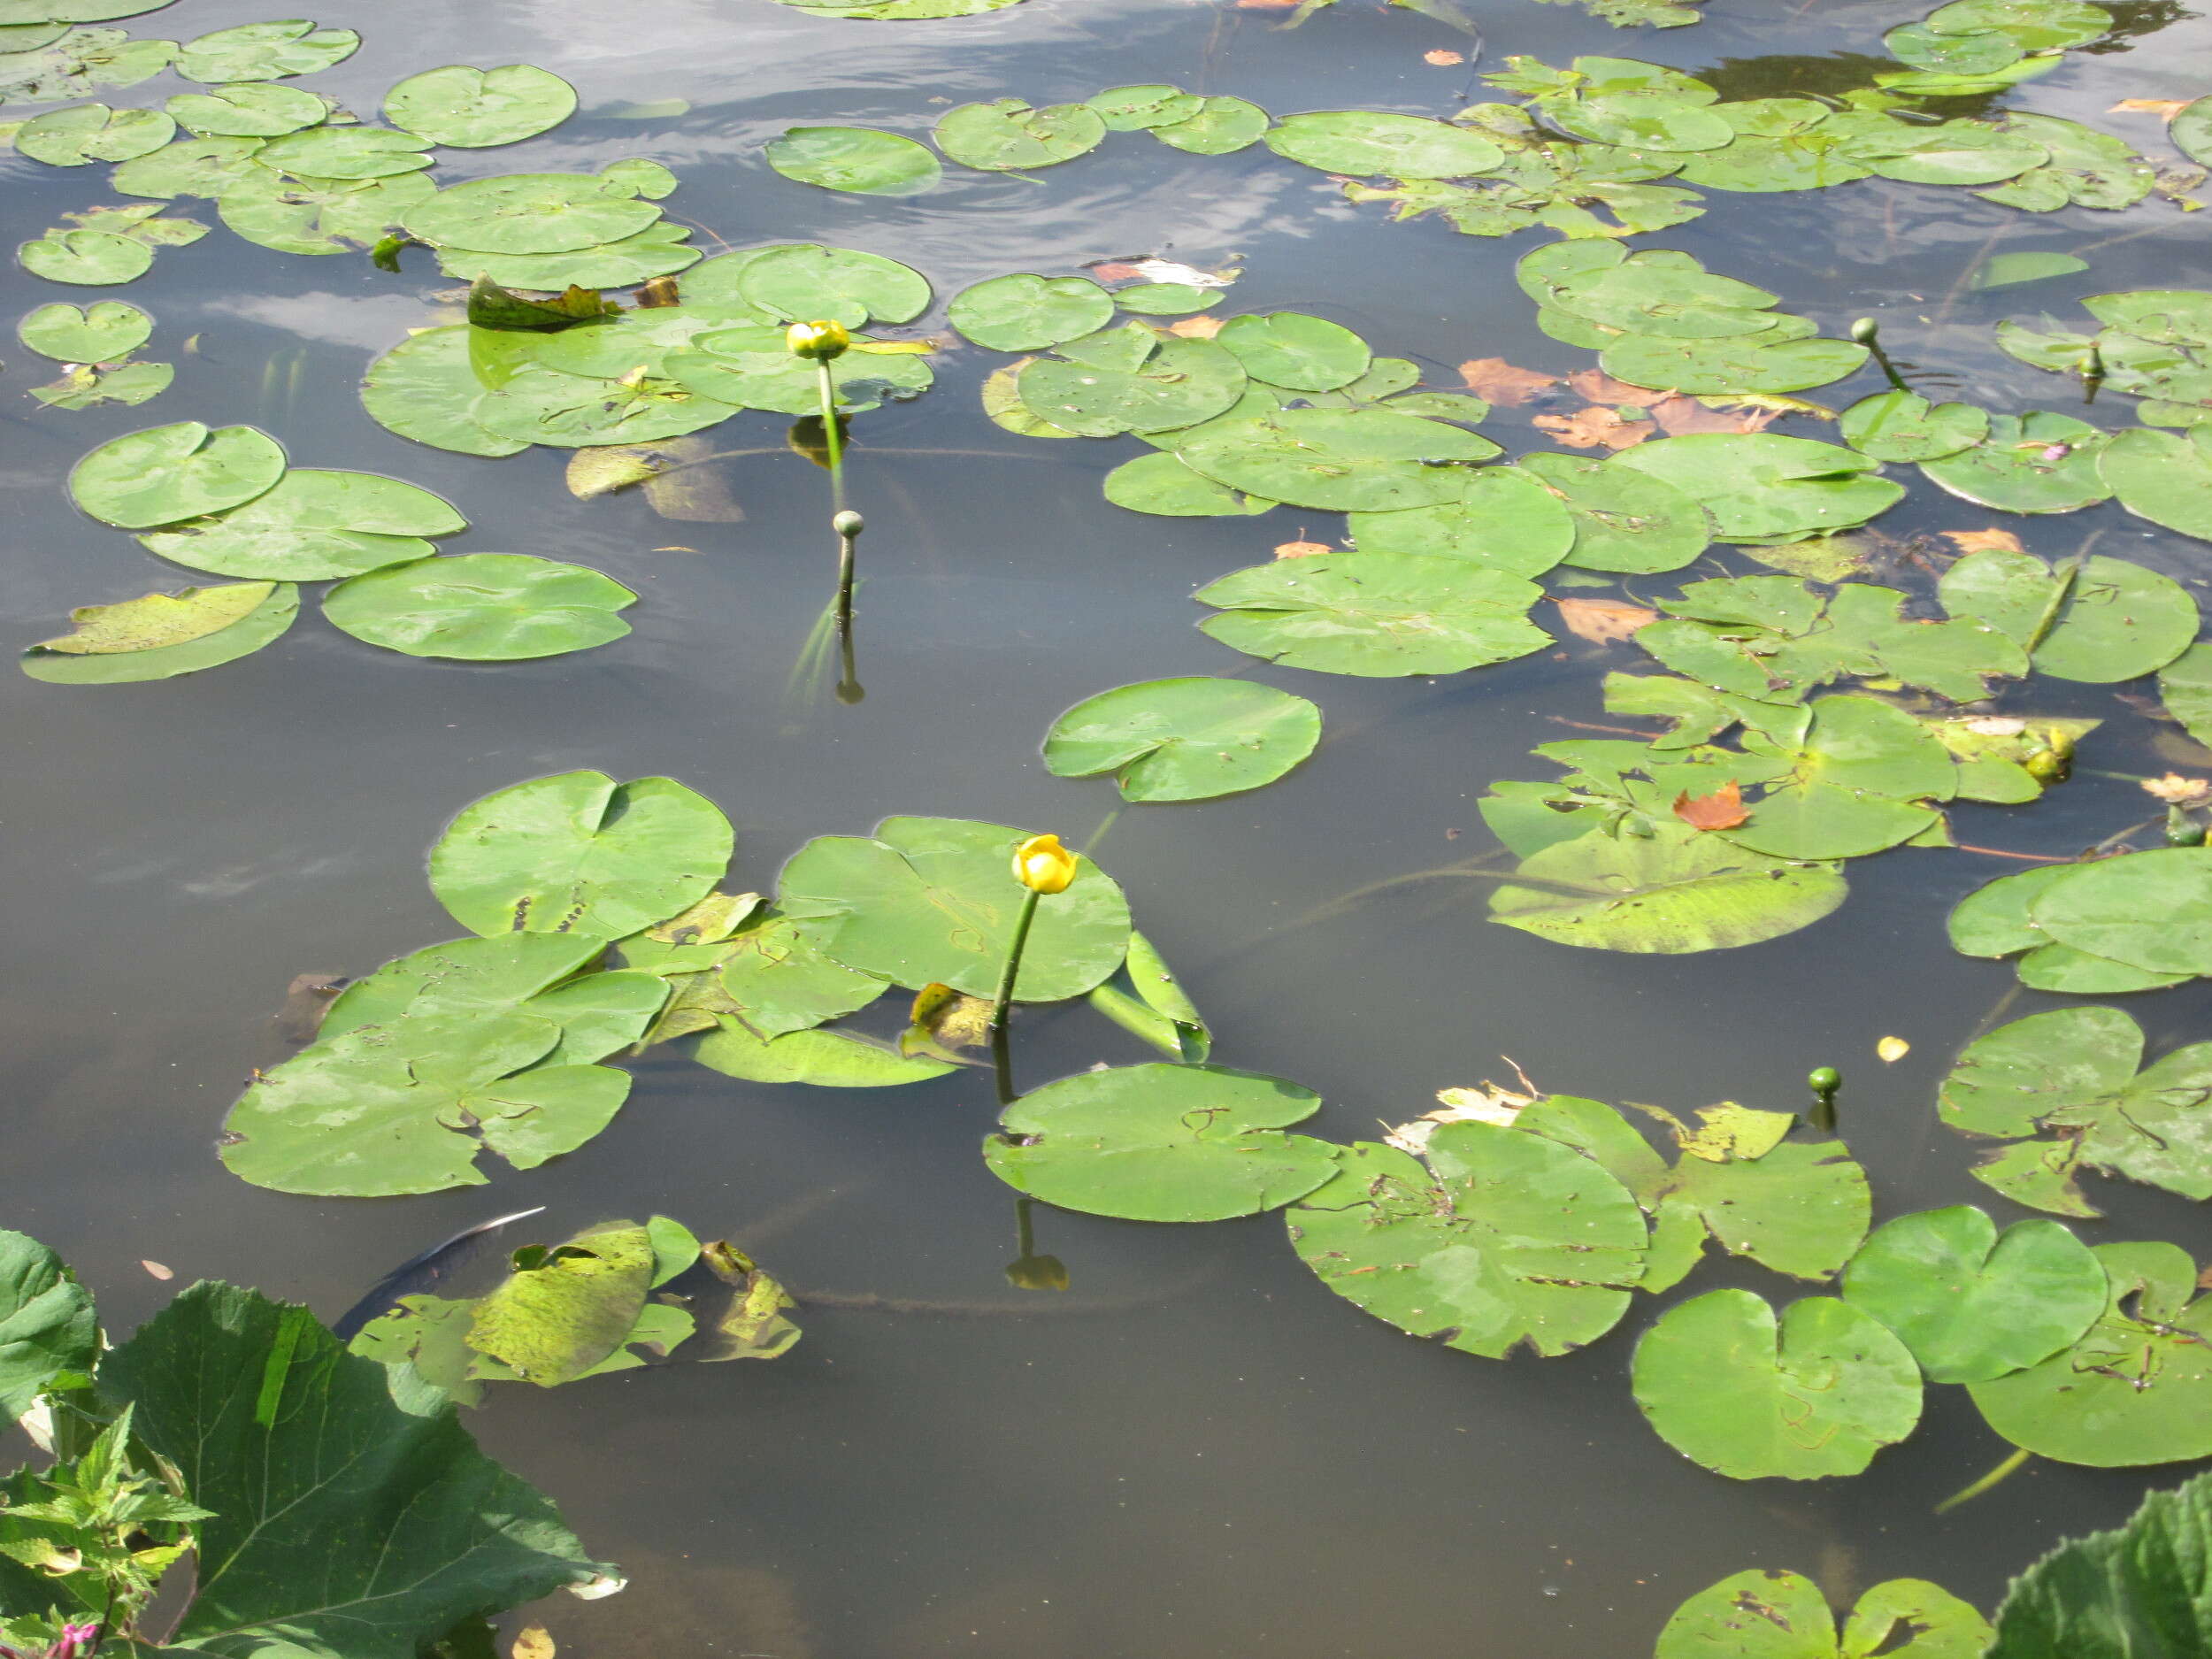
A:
<box><xmin>1011</xmin><ymin>833</ymin><xmax>1078</xmax><ymax>895</ymax></box>
<box><xmin>786</xmin><ymin>319</ymin><xmax>850</xmax><ymax>361</ymax></box>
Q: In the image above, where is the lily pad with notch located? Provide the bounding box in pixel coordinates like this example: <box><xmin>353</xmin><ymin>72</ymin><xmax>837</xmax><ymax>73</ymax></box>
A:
<box><xmin>140</xmin><ymin>468</ymin><xmax>465</xmax><ymax>581</ymax></box>
<box><xmin>1939</xmin><ymin>548</ymin><xmax>2195</xmax><ymax>682</ymax></box>
<box><xmin>1017</xmin><ymin>326</ymin><xmax>1246</xmax><ymax>437</ymax></box>
<box><xmin>1044</xmin><ymin>677</ymin><xmax>1322</xmax><ymax>802</ymax></box>
<box><xmin>14</xmin><ymin>100</ymin><xmax>173</xmax><ymax>164</ymax></box>
<box><xmin>933</xmin><ymin>98</ymin><xmax>1105</xmax><ymax>171</ymax></box>
<box><xmin>1174</xmin><ymin>407</ymin><xmax>1497</xmax><ymax>511</ymax></box>
<box><xmin>69</xmin><ymin>420</ymin><xmax>283</xmax><ymax>528</ymax></box>
<box><xmin>173</xmin><ymin>19</ymin><xmax>357</xmax><ymax>81</ymax></box>
<box><xmin>17</xmin><ymin>297</ymin><xmax>149</xmax><ymax>360</ymax></box>
<box><xmin>383</xmin><ymin>64</ymin><xmax>579</xmax><ymax>149</ymax></box>
<box><xmin>219</xmin><ymin>170</ymin><xmax>437</xmax><ymax>256</ymax></box>
<box><xmin>1657</xmin><ymin>1571</ymin><xmax>1991</xmax><ymax>1659</ymax></box>
<box><xmin>165</xmin><ymin>81</ymin><xmax>328</xmax><ymax>137</ymax></box>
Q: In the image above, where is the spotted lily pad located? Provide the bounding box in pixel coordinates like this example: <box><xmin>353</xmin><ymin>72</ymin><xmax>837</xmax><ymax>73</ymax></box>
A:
<box><xmin>22</xmin><ymin>580</ymin><xmax>297</xmax><ymax>684</ymax></box>
<box><xmin>986</xmin><ymin>1064</ymin><xmax>1337</xmax><ymax>1222</ymax></box>
<box><xmin>1043</xmin><ymin>678</ymin><xmax>1322</xmax><ymax>802</ymax></box>
<box><xmin>1194</xmin><ymin>552</ymin><xmax>1548</xmax><ymax>676</ymax></box>
<box><xmin>1518</xmin><ymin>452</ymin><xmax>1710</xmax><ymax>573</ymax></box>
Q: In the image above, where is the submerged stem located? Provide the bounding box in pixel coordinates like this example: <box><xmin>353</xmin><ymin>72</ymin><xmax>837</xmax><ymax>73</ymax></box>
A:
<box><xmin>990</xmin><ymin>887</ymin><xmax>1044</xmax><ymax>1107</ymax></box>
<box><xmin>1934</xmin><ymin>1447</ymin><xmax>2032</xmax><ymax>1515</ymax></box>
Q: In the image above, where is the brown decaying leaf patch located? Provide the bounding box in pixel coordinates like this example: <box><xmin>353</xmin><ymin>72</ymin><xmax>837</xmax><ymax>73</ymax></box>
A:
<box><xmin>1167</xmin><ymin>314</ymin><xmax>1225</xmax><ymax>338</ymax></box>
<box><xmin>1425</xmin><ymin>48</ymin><xmax>1464</xmax><ymax>63</ymax></box>
<box><xmin>1673</xmin><ymin>780</ymin><xmax>1750</xmax><ymax>832</ymax></box>
<box><xmin>1274</xmin><ymin>540</ymin><xmax>1333</xmax><ymax>559</ymax></box>
<box><xmin>1554</xmin><ymin>595</ymin><xmax>1658</xmax><ymax>643</ymax></box>
<box><xmin>1567</xmin><ymin>369</ymin><xmax>1652</xmax><ymax>403</ymax></box>
<box><xmin>1650</xmin><ymin>395</ymin><xmax>1778</xmax><ymax>437</ymax></box>
<box><xmin>1534</xmin><ymin>406</ymin><xmax>1656</xmax><ymax>450</ymax></box>
<box><xmin>141</xmin><ymin>1260</ymin><xmax>173</xmax><ymax>1280</ymax></box>
<box><xmin>1457</xmin><ymin>357</ymin><xmax>1560</xmax><ymax>404</ymax></box>
<box><xmin>1943</xmin><ymin>527</ymin><xmax>2026</xmax><ymax>554</ymax></box>
<box><xmin>2111</xmin><ymin>98</ymin><xmax>2193</xmax><ymax>119</ymax></box>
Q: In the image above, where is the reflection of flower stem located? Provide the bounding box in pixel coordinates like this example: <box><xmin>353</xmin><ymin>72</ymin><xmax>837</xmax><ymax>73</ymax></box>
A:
<box><xmin>833</xmin><ymin>509</ymin><xmax>864</xmax><ymax>704</ymax></box>
<box><xmin>1933</xmin><ymin>1446</ymin><xmax>2031</xmax><ymax>1514</ymax></box>
<box><xmin>990</xmin><ymin>887</ymin><xmax>1043</xmax><ymax>1107</ymax></box>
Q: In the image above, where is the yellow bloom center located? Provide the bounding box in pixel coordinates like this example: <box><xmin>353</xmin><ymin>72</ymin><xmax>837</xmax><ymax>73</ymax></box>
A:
<box><xmin>1012</xmin><ymin>833</ymin><xmax>1078</xmax><ymax>895</ymax></box>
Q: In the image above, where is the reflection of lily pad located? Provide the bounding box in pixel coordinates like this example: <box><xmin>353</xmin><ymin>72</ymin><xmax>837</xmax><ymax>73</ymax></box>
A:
<box><xmin>987</xmin><ymin>1063</ymin><xmax>1337</xmax><ymax>1222</ymax></box>
<box><xmin>1632</xmin><ymin>1288</ymin><xmax>1921</xmax><ymax>1479</ymax></box>
<box><xmin>1195</xmin><ymin>552</ymin><xmax>1548</xmax><ymax>677</ymax></box>
<box><xmin>1044</xmin><ymin>678</ymin><xmax>1321</xmax><ymax>802</ymax></box>
<box><xmin>1288</xmin><ymin>1131</ymin><xmax>1647</xmax><ymax>1358</ymax></box>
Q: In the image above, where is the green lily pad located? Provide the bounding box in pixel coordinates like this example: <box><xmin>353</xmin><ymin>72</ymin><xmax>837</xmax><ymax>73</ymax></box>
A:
<box><xmin>1600</xmin><ymin>332</ymin><xmax>1868</xmax><ymax>396</ymax></box>
<box><xmin>1088</xmin><ymin>85</ymin><xmax>1202</xmax><ymax>131</ymax></box>
<box><xmin>384</xmin><ymin>64</ymin><xmax>578</xmax><ymax>148</ymax></box>
<box><xmin>110</xmin><ymin>133</ymin><xmax>267</xmax><ymax>197</ymax></box>
<box><xmin>431</xmin><ymin>770</ymin><xmax>733</xmax><ymax>941</ymax></box>
<box><xmin>1018</xmin><ymin>327</ymin><xmax>1246</xmax><ymax>436</ymax></box>
<box><xmin>985</xmin><ymin>1063</ymin><xmax>1337</xmax><ymax>1222</ymax></box>
<box><xmin>1101</xmin><ymin>451</ymin><xmax>1275</xmax><ymax>516</ymax></box>
<box><xmin>326</xmin><ymin>933</ymin><xmax>662</xmax><ymax>1064</ymax></box>
<box><xmin>1548</xmin><ymin>92</ymin><xmax>1736</xmax><ymax>153</ymax></box>
<box><xmin>764</xmin><ymin>124</ymin><xmax>941</xmax><ymax>195</ymax></box>
<box><xmin>403</xmin><ymin>173</ymin><xmax>660</xmax><ymax>255</ymax></box>
<box><xmin>731</xmin><ymin>242</ymin><xmax>930</xmax><ymax>326</ymax></box>
<box><xmin>1939</xmin><ymin>549</ymin><xmax>2196</xmax><ymax>681</ymax></box>
<box><xmin>360</xmin><ymin>326</ymin><xmax>529</xmax><ymax>458</ymax></box>
<box><xmin>17</xmin><ymin>296</ymin><xmax>149</xmax><ymax>360</ymax></box>
<box><xmin>933</xmin><ymin>98</ymin><xmax>1105</xmax><ymax>170</ymax></box>
<box><xmin>1043</xmin><ymin>677</ymin><xmax>1321</xmax><ymax>802</ymax></box>
<box><xmin>15</xmin><ymin>100</ymin><xmax>173</xmax><ymax>164</ymax></box>
<box><xmin>165</xmin><ymin>81</ymin><xmax>328</xmax><ymax>136</ymax></box>
<box><xmin>2175</xmin><ymin>95</ymin><xmax>2212</xmax><ymax>167</ymax></box>
<box><xmin>1287</xmin><ymin>1130</ymin><xmax>1647</xmax><ymax>1358</ymax></box>
<box><xmin>2160</xmin><ymin>642</ymin><xmax>2212</xmax><ymax>750</ymax></box>
<box><xmin>1612</xmin><ymin>434</ymin><xmax>1902</xmax><ymax>541</ymax></box>
<box><xmin>713</xmin><ymin>914</ymin><xmax>888</xmax><ymax>1038</ymax></box>
<box><xmin>1347</xmin><ymin>466</ymin><xmax>1578</xmax><ymax>575</ymax></box>
<box><xmin>1718</xmin><ymin>695</ymin><xmax>1952</xmax><ymax>861</ymax></box>
<box><xmin>2100</xmin><ymin>425</ymin><xmax>2212</xmax><ymax>538</ymax></box>
<box><xmin>1840</xmin><ymin>391</ymin><xmax>1991</xmax><ymax>462</ymax></box>
<box><xmin>1970</xmin><ymin>1241</ymin><xmax>2212</xmax><ymax>1466</ymax></box>
<box><xmin>1489</xmin><ymin>817</ymin><xmax>1847</xmax><ymax>953</ymax></box>
<box><xmin>324</xmin><ymin>554</ymin><xmax>637</xmax><ymax>661</ymax></box>
<box><xmin>219</xmin><ymin>1012</ymin><xmax>626</xmax><ymax>1195</ymax></box>
<box><xmin>1925</xmin><ymin>0</ymin><xmax>2111</xmax><ymax>46</ymax></box>
<box><xmin>141</xmin><ymin>468</ymin><xmax>464</xmax><ymax>580</ymax></box>
<box><xmin>1264</xmin><ymin>110</ymin><xmax>1503</xmax><ymax>179</ymax></box>
<box><xmin>1175</xmin><ymin>408</ymin><xmax>1497</xmax><ymax>511</ymax></box>
<box><xmin>1632</xmin><ymin>1288</ymin><xmax>1922</xmax><ymax>1479</ymax></box>
<box><xmin>692</xmin><ymin>1020</ymin><xmax>953</xmax><ymax>1087</ymax></box>
<box><xmin>18</xmin><ymin>227</ymin><xmax>155</xmax><ymax>284</ymax></box>
<box><xmin>463</xmin><ymin>1221</ymin><xmax>652</xmax><ymax>1386</ymax></box>
<box><xmin>1152</xmin><ymin>96</ymin><xmax>1270</xmax><ymax>155</ymax></box>
<box><xmin>1919</xmin><ymin>412</ymin><xmax>2111</xmax><ymax>513</ymax></box>
<box><xmin>1114</xmin><ymin>281</ymin><xmax>1216</xmax><ymax>316</ymax></box>
<box><xmin>28</xmin><ymin>358</ymin><xmax>173</xmax><ymax>408</ymax></box>
<box><xmin>472</xmin><ymin>364</ymin><xmax>739</xmax><ymax>447</ymax></box>
<box><xmin>1658</xmin><ymin>1571</ymin><xmax>1991</xmax><ymax>1659</ymax></box>
<box><xmin>1215</xmin><ymin>312</ymin><xmax>1372</xmax><ymax>393</ymax></box>
<box><xmin>948</xmin><ymin>273</ymin><xmax>1113</xmax><ymax>351</ymax></box>
<box><xmin>778</xmin><ymin>816</ymin><xmax>1131</xmax><ymax>1002</ymax></box>
<box><xmin>1194</xmin><ymin>551</ymin><xmax>1548</xmax><ymax>677</ymax></box>
<box><xmin>1839</xmin><ymin>1205</ymin><xmax>2105</xmax><ymax>1382</ymax></box>
<box><xmin>255</xmin><ymin>125</ymin><xmax>434</xmax><ymax>180</ymax></box>
<box><xmin>21</xmin><ymin>581</ymin><xmax>296</xmax><ymax>684</ymax></box>
<box><xmin>218</xmin><ymin>169</ymin><xmax>437</xmax><ymax>256</ymax></box>
<box><xmin>662</xmin><ymin>324</ymin><xmax>928</xmax><ymax>415</ymax></box>
<box><xmin>446</xmin><ymin>222</ymin><xmax>700</xmax><ymax>291</ymax></box>
<box><xmin>1517</xmin><ymin>451</ymin><xmax>1710</xmax><ymax>572</ymax></box>
<box><xmin>1838</xmin><ymin>116</ymin><xmax>2048</xmax><ymax>184</ymax></box>
<box><xmin>173</xmin><ymin>19</ymin><xmax>357</xmax><ymax>81</ymax></box>
<box><xmin>69</xmin><ymin>420</ymin><xmax>284</xmax><ymax>528</ymax></box>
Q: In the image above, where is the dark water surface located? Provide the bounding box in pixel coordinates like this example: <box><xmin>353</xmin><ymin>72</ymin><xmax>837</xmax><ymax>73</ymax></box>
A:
<box><xmin>7</xmin><ymin>0</ymin><xmax>2212</xmax><ymax>1653</ymax></box>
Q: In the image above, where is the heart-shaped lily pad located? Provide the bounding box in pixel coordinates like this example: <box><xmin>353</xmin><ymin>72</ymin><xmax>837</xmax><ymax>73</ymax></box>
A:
<box><xmin>1043</xmin><ymin>678</ymin><xmax>1322</xmax><ymax>802</ymax></box>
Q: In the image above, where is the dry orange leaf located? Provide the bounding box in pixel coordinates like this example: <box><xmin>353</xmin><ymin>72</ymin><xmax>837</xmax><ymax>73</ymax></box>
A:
<box><xmin>1533</xmin><ymin>407</ymin><xmax>1655</xmax><ymax>450</ymax></box>
<box><xmin>2111</xmin><ymin>98</ymin><xmax>2192</xmax><ymax>118</ymax></box>
<box><xmin>1554</xmin><ymin>595</ymin><xmax>1658</xmax><ymax>644</ymax></box>
<box><xmin>1650</xmin><ymin>394</ymin><xmax>1778</xmax><ymax>437</ymax></box>
<box><xmin>1943</xmin><ymin>527</ymin><xmax>2025</xmax><ymax>554</ymax></box>
<box><xmin>1425</xmin><ymin>48</ymin><xmax>1464</xmax><ymax>63</ymax></box>
<box><xmin>1457</xmin><ymin>357</ymin><xmax>1560</xmax><ymax>405</ymax></box>
<box><xmin>1673</xmin><ymin>780</ymin><xmax>1750</xmax><ymax>832</ymax></box>
<box><xmin>1274</xmin><ymin>539</ymin><xmax>1333</xmax><ymax>559</ymax></box>
<box><xmin>1567</xmin><ymin>368</ymin><xmax>1657</xmax><ymax>403</ymax></box>
<box><xmin>141</xmin><ymin>1260</ymin><xmax>173</xmax><ymax>1281</ymax></box>
<box><xmin>1167</xmin><ymin>314</ymin><xmax>1225</xmax><ymax>338</ymax></box>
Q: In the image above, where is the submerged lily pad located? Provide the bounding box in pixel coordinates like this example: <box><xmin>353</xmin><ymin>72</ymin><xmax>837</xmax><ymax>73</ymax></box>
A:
<box><xmin>986</xmin><ymin>1064</ymin><xmax>1337</xmax><ymax>1222</ymax></box>
<box><xmin>324</xmin><ymin>554</ymin><xmax>638</xmax><ymax>661</ymax></box>
<box><xmin>1839</xmin><ymin>1205</ymin><xmax>2105</xmax><ymax>1382</ymax></box>
<box><xmin>1194</xmin><ymin>552</ymin><xmax>1548</xmax><ymax>677</ymax></box>
<box><xmin>430</xmin><ymin>771</ymin><xmax>733</xmax><ymax>941</ymax></box>
<box><xmin>1632</xmin><ymin>1288</ymin><xmax>1921</xmax><ymax>1479</ymax></box>
<box><xmin>1290</xmin><ymin>1129</ymin><xmax>1647</xmax><ymax>1358</ymax></box>
<box><xmin>765</xmin><ymin>125</ymin><xmax>941</xmax><ymax>195</ymax></box>
<box><xmin>384</xmin><ymin>64</ymin><xmax>579</xmax><ymax>148</ymax></box>
<box><xmin>1043</xmin><ymin>678</ymin><xmax>1321</xmax><ymax>802</ymax></box>
<box><xmin>778</xmin><ymin>817</ymin><xmax>1131</xmax><ymax>1002</ymax></box>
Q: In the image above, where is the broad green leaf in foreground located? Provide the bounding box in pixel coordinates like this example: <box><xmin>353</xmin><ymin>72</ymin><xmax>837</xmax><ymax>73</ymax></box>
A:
<box><xmin>1194</xmin><ymin>552</ymin><xmax>1549</xmax><ymax>677</ymax></box>
<box><xmin>1658</xmin><ymin>1570</ymin><xmax>1991</xmax><ymax>1659</ymax></box>
<box><xmin>986</xmin><ymin>1063</ymin><xmax>1338</xmax><ymax>1221</ymax></box>
<box><xmin>1287</xmin><ymin>1129</ymin><xmax>1647</xmax><ymax>1358</ymax></box>
<box><xmin>1839</xmin><ymin>1205</ymin><xmax>2105</xmax><ymax>1382</ymax></box>
<box><xmin>431</xmin><ymin>770</ymin><xmax>733</xmax><ymax>940</ymax></box>
<box><xmin>777</xmin><ymin>816</ymin><xmax>1130</xmax><ymax>1001</ymax></box>
<box><xmin>1986</xmin><ymin>1463</ymin><xmax>2212</xmax><ymax>1656</ymax></box>
<box><xmin>102</xmin><ymin>1283</ymin><xmax>611</xmax><ymax>1655</ymax></box>
<box><xmin>1632</xmin><ymin>1288</ymin><xmax>1922</xmax><ymax>1479</ymax></box>
<box><xmin>1489</xmin><ymin>817</ymin><xmax>1847</xmax><ymax>953</ymax></box>
<box><xmin>1043</xmin><ymin>677</ymin><xmax>1322</xmax><ymax>802</ymax></box>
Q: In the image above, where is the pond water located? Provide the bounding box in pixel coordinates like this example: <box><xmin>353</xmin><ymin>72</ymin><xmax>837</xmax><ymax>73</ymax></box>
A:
<box><xmin>5</xmin><ymin>0</ymin><xmax>2212</xmax><ymax>1652</ymax></box>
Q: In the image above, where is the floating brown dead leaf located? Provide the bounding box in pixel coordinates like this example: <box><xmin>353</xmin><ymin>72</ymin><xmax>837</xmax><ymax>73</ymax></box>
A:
<box><xmin>1167</xmin><ymin>314</ymin><xmax>1225</xmax><ymax>339</ymax></box>
<box><xmin>1673</xmin><ymin>780</ymin><xmax>1750</xmax><ymax>831</ymax></box>
<box><xmin>1533</xmin><ymin>406</ymin><xmax>1655</xmax><ymax>450</ymax></box>
<box><xmin>1650</xmin><ymin>395</ymin><xmax>1779</xmax><ymax>437</ymax></box>
<box><xmin>1457</xmin><ymin>357</ymin><xmax>1560</xmax><ymax>405</ymax></box>
<box><xmin>2142</xmin><ymin>772</ymin><xmax>2212</xmax><ymax>805</ymax></box>
<box><xmin>1274</xmin><ymin>539</ymin><xmax>1333</xmax><ymax>558</ymax></box>
<box><xmin>1567</xmin><ymin>369</ymin><xmax>1654</xmax><ymax>404</ymax></box>
<box><xmin>2111</xmin><ymin>98</ymin><xmax>2193</xmax><ymax>119</ymax></box>
<box><xmin>1943</xmin><ymin>527</ymin><xmax>2025</xmax><ymax>554</ymax></box>
<box><xmin>1554</xmin><ymin>595</ymin><xmax>1657</xmax><ymax>643</ymax></box>
<box><xmin>1425</xmin><ymin>48</ymin><xmax>1464</xmax><ymax>63</ymax></box>
<box><xmin>141</xmin><ymin>1260</ymin><xmax>173</xmax><ymax>1281</ymax></box>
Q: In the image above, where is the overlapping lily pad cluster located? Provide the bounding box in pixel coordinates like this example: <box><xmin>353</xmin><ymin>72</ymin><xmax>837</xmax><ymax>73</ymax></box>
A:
<box><xmin>2002</xmin><ymin>289</ymin><xmax>2212</xmax><ymax>501</ymax></box>
<box><xmin>361</xmin><ymin>243</ymin><xmax>934</xmax><ymax>457</ymax></box>
<box><xmin>27</xmin><ymin>420</ymin><xmax>637</xmax><ymax>680</ymax></box>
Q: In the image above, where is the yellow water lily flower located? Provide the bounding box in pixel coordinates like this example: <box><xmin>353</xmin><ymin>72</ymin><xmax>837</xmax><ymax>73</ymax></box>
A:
<box><xmin>1011</xmin><ymin>833</ymin><xmax>1078</xmax><ymax>895</ymax></box>
<box><xmin>786</xmin><ymin>319</ymin><xmax>850</xmax><ymax>360</ymax></box>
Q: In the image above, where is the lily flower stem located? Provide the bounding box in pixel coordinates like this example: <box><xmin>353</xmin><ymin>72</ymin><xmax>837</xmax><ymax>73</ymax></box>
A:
<box><xmin>990</xmin><ymin>887</ymin><xmax>1044</xmax><ymax>1107</ymax></box>
<box><xmin>1870</xmin><ymin>340</ymin><xmax>1911</xmax><ymax>396</ymax></box>
<box><xmin>835</xmin><ymin>518</ymin><xmax>858</xmax><ymax>635</ymax></box>
<box><xmin>815</xmin><ymin>361</ymin><xmax>847</xmax><ymax>517</ymax></box>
